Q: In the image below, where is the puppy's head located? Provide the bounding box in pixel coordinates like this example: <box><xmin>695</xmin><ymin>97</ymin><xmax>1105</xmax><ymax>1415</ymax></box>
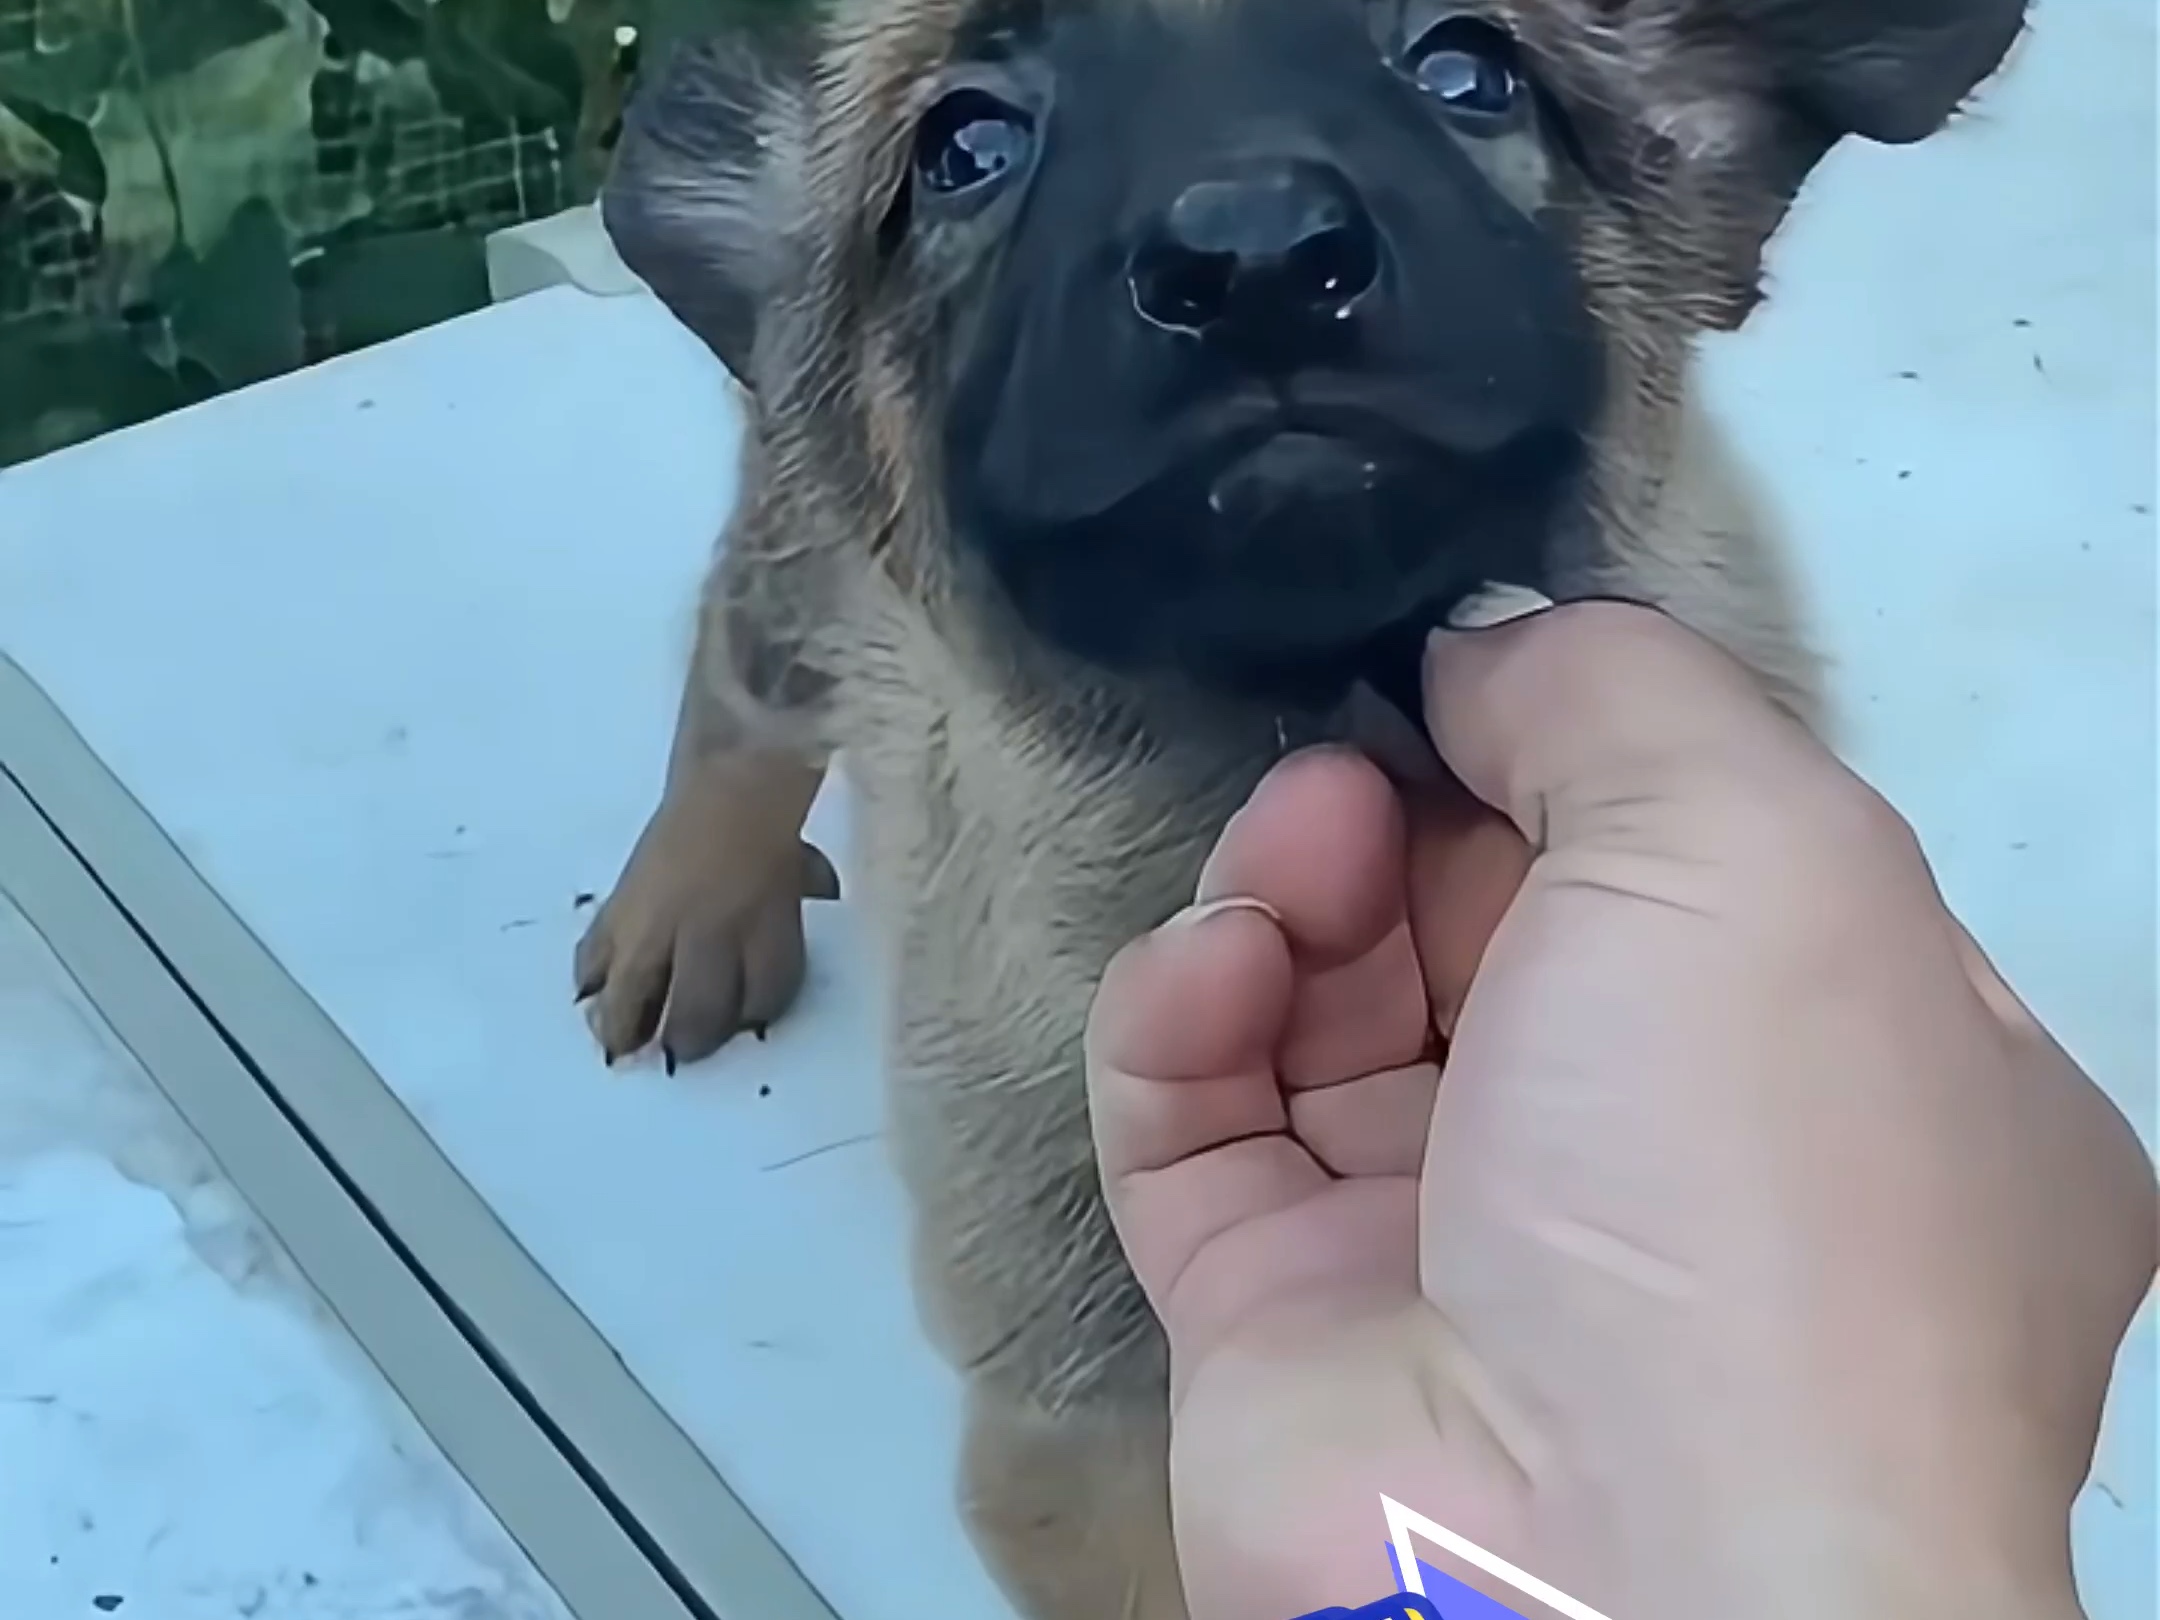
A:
<box><xmin>608</xmin><ymin>0</ymin><xmax>2028</xmax><ymax>706</ymax></box>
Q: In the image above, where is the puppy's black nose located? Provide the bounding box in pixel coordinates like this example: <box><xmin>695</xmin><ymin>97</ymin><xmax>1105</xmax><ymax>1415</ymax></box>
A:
<box><xmin>1128</xmin><ymin>159</ymin><xmax>1379</xmax><ymax>345</ymax></box>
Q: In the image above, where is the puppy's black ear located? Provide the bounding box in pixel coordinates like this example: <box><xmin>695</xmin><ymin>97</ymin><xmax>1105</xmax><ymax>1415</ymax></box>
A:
<box><xmin>1697</xmin><ymin>1</ymin><xmax>2030</xmax><ymax>328</ymax></box>
<box><xmin>602</xmin><ymin>26</ymin><xmax>812</xmax><ymax>384</ymax></box>
<box><xmin>1735</xmin><ymin>0</ymin><xmax>2031</xmax><ymax>145</ymax></box>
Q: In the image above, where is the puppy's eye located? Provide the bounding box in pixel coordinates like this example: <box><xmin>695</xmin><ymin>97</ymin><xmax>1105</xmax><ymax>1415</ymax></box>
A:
<box><xmin>1404</xmin><ymin>14</ymin><xmax>1522</xmax><ymax>123</ymax></box>
<box><xmin>913</xmin><ymin>88</ymin><xmax>1035</xmax><ymax>196</ymax></box>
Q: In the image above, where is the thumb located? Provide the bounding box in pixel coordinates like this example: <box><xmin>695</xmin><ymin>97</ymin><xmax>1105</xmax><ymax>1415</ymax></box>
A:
<box><xmin>1407</xmin><ymin>601</ymin><xmax>1829</xmax><ymax>1138</ymax></box>
<box><xmin>1419</xmin><ymin>600</ymin><xmax>1819</xmax><ymax>850</ymax></box>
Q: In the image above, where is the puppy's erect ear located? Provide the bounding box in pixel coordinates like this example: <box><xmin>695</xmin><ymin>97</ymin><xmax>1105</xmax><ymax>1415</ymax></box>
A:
<box><xmin>602</xmin><ymin>26</ymin><xmax>812</xmax><ymax>384</ymax></box>
<box><xmin>1693</xmin><ymin>0</ymin><xmax>2031</xmax><ymax>327</ymax></box>
<box><xmin>1735</xmin><ymin>0</ymin><xmax>2032</xmax><ymax>145</ymax></box>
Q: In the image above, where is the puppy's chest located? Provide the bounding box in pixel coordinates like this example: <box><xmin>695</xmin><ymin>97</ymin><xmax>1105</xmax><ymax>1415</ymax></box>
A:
<box><xmin>832</xmin><ymin>675</ymin><xmax>1268</xmax><ymax>1037</ymax></box>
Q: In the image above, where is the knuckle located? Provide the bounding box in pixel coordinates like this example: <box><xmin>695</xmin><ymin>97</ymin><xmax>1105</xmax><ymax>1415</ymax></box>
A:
<box><xmin>1521</xmin><ymin>597</ymin><xmax>1682</xmax><ymax>671</ymax></box>
<box><xmin>1774</xmin><ymin>768</ymin><xmax>1926</xmax><ymax>875</ymax></box>
<box><xmin>1721</xmin><ymin>768</ymin><xmax>1936</xmax><ymax>955</ymax></box>
<box><xmin>1472</xmin><ymin>599</ymin><xmax>1705</xmax><ymax>740</ymax></box>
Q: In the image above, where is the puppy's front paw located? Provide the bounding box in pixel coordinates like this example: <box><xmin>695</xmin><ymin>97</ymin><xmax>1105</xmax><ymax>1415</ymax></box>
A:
<box><xmin>573</xmin><ymin>763</ymin><xmax>838</xmax><ymax>1071</ymax></box>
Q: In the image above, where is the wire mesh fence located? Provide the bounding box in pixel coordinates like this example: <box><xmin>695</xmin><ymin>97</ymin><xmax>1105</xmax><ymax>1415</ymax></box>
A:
<box><xmin>0</xmin><ymin>0</ymin><xmax>770</xmax><ymax>462</ymax></box>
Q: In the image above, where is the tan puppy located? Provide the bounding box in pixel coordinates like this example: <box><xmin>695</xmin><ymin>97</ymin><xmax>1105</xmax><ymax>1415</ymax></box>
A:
<box><xmin>573</xmin><ymin>3</ymin><xmax>2031</xmax><ymax>1613</ymax></box>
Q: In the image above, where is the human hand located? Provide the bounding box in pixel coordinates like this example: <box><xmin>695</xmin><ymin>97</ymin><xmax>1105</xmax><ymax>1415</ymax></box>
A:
<box><xmin>1084</xmin><ymin>602</ymin><xmax>2157</xmax><ymax>1620</ymax></box>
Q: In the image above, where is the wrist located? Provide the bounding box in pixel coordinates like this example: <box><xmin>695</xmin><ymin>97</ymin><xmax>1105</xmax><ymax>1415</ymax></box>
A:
<box><xmin>1426</xmin><ymin>1380</ymin><xmax>2089</xmax><ymax>1620</ymax></box>
<box><xmin>1728</xmin><ymin>1393</ymin><xmax>2089</xmax><ymax>1620</ymax></box>
<box><xmin>1581</xmin><ymin>1419</ymin><xmax>2089</xmax><ymax>1620</ymax></box>
<box><xmin>1703</xmin><ymin>1496</ymin><xmax>2082</xmax><ymax>1620</ymax></box>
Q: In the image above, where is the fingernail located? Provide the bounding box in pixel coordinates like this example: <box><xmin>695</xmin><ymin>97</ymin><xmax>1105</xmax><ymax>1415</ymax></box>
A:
<box><xmin>1445</xmin><ymin>582</ymin><xmax>1554</xmax><ymax>631</ymax></box>
<box><xmin>1194</xmin><ymin>813</ymin><xmax>1243</xmax><ymax>902</ymax></box>
<box><xmin>1160</xmin><ymin>895</ymin><xmax>1282</xmax><ymax>934</ymax></box>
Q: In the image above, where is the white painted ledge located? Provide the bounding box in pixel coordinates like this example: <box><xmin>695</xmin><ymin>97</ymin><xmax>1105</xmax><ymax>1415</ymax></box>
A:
<box><xmin>486</xmin><ymin>205</ymin><xmax>647</xmax><ymax>304</ymax></box>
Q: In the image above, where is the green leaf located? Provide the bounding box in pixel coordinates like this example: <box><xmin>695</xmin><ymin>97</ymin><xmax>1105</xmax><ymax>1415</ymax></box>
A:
<box><xmin>133</xmin><ymin>0</ymin><xmax>290</xmax><ymax>85</ymax></box>
<box><xmin>421</xmin><ymin>0</ymin><xmax>584</xmax><ymax>125</ymax></box>
<box><xmin>297</xmin><ymin>226</ymin><xmax>489</xmax><ymax>356</ymax></box>
<box><xmin>306</xmin><ymin>0</ymin><xmax>427</xmax><ymax>61</ymax></box>
<box><xmin>0</xmin><ymin>35</ymin><xmax>126</xmax><ymax>115</ymax></box>
<box><xmin>0</xmin><ymin>318</ymin><xmax>191</xmax><ymax>467</ymax></box>
<box><xmin>160</xmin><ymin>198</ymin><xmax>304</xmax><ymax>388</ymax></box>
<box><xmin>0</xmin><ymin>94</ymin><xmax>109</xmax><ymax>205</ymax></box>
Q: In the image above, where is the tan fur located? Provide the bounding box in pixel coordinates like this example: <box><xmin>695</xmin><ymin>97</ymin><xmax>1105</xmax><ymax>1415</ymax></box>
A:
<box><xmin>591</xmin><ymin>388</ymin><xmax>1811</xmax><ymax>1620</ymax></box>
<box><xmin>575</xmin><ymin>2</ymin><xmax>2032</xmax><ymax>1612</ymax></box>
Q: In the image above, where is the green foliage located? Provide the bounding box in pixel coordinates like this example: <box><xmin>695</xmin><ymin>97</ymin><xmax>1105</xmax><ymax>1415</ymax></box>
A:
<box><xmin>135</xmin><ymin>0</ymin><xmax>291</xmax><ymax>81</ymax></box>
<box><xmin>0</xmin><ymin>0</ymin><xmax>809</xmax><ymax>465</ymax></box>
<box><xmin>0</xmin><ymin>315</ymin><xmax>195</xmax><ymax>465</ymax></box>
<box><xmin>305</xmin><ymin>0</ymin><xmax>424</xmax><ymax>63</ymax></box>
<box><xmin>157</xmin><ymin>197</ymin><xmax>302</xmax><ymax>386</ymax></box>
<box><xmin>297</xmin><ymin>222</ymin><xmax>491</xmax><ymax>354</ymax></box>
<box><xmin>424</xmin><ymin>0</ymin><xmax>585</xmax><ymax>126</ymax></box>
<box><xmin>3</xmin><ymin>92</ymin><xmax>104</xmax><ymax>204</ymax></box>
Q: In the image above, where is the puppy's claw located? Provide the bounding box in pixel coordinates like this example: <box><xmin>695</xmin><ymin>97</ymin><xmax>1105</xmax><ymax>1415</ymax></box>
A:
<box><xmin>572</xmin><ymin>949</ymin><xmax>605</xmax><ymax>1001</ymax></box>
<box><xmin>749</xmin><ymin>1022</ymin><xmax>769</xmax><ymax>1042</ymax></box>
<box><xmin>662</xmin><ymin>1044</ymin><xmax>678</xmax><ymax>1076</ymax></box>
<box><xmin>799</xmin><ymin>841</ymin><xmax>841</xmax><ymax>902</ymax></box>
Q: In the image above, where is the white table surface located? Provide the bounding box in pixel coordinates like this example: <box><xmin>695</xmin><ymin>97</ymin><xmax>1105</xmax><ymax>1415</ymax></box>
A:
<box><xmin>0</xmin><ymin>4</ymin><xmax>2152</xmax><ymax>1617</ymax></box>
<box><xmin>0</xmin><ymin>893</ymin><xmax>571</xmax><ymax>1620</ymax></box>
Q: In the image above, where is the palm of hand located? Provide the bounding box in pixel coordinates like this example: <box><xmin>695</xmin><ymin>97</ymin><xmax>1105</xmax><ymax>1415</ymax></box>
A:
<box><xmin>1086</xmin><ymin>748</ymin><xmax>1537</xmax><ymax>1615</ymax></box>
<box><xmin>1091</xmin><ymin>747</ymin><xmax>1527</xmax><ymax>1374</ymax></box>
